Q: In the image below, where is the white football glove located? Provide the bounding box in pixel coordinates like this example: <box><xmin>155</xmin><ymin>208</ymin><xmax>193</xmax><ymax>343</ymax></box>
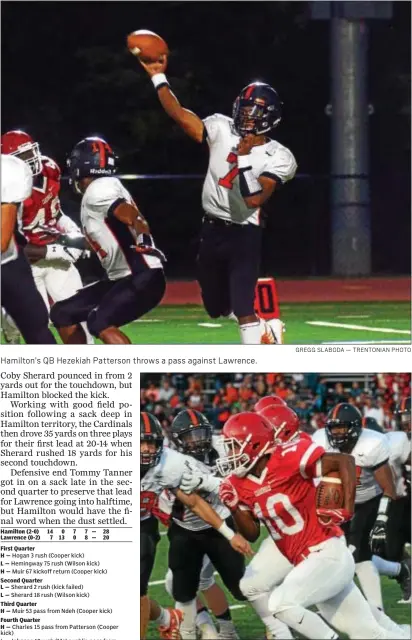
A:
<box><xmin>180</xmin><ymin>465</ymin><xmax>219</xmax><ymax>495</ymax></box>
<box><xmin>45</xmin><ymin>244</ymin><xmax>88</xmax><ymax>264</ymax></box>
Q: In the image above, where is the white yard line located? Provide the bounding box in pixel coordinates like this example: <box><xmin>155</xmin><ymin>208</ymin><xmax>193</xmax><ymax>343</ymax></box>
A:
<box><xmin>337</xmin><ymin>315</ymin><xmax>370</xmax><ymax>319</ymax></box>
<box><xmin>307</xmin><ymin>321</ymin><xmax>410</xmax><ymax>335</ymax></box>
<box><xmin>198</xmin><ymin>323</ymin><xmax>223</xmax><ymax>328</ymax></box>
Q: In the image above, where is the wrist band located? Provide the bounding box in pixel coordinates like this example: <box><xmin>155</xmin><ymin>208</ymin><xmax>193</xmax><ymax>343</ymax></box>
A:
<box><xmin>151</xmin><ymin>73</ymin><xmax>169</xmax><ymax>90</ymax></box>
<box><xmin>217</xmin><ymin>521</ymin><xmax>235</xmax><ymax>541</ymax></box>
<box><xmin>377</xmin><ymin>495</ymin><xmax>391</xmax><ymax>520</ymax></box>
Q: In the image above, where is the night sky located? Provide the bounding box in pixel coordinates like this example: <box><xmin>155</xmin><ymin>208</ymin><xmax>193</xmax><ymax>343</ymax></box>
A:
<box><xmin>2</xmin><ymin>1</ymin><xmax>410</xmax><ymax>276</ymax></box>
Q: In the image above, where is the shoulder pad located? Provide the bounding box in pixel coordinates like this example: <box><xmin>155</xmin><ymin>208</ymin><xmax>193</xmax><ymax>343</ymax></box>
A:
<box><xmin>41</xmin><ymin>156</ymin><xmax>61</xmax><ymax>180</ymax></box>
<box><xmin>84</xmin><ymin>176</ymin><xmax>123</xmax><ymax>205</ymax></box>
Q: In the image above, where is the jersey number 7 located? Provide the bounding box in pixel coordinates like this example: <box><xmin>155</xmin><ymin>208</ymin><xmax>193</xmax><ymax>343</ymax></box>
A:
<box><xmin>218</xmin><ymin>152</ymin><xmax>239</xmax><ymax>190</ymax></box>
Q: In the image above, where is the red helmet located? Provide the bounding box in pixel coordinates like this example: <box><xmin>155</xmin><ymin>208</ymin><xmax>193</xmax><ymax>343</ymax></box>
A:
<box><xmin>216</xmin><ymin>412</ymin><xmax>275</xmax><ymax>477</ymax></box>
<box><xmin>259</xmin><ymin>404</ymin><xmax>300</xmax><ymax>444</ymax></box>
<box><xmin>1</xmin><ymin>130</ymin><xmax>42</xmax><ymax>176</ymax></box>
<box><xmin>255</xmin><ymin>395</ymin><xmax>286</xmax><ymax>413</ymax></box>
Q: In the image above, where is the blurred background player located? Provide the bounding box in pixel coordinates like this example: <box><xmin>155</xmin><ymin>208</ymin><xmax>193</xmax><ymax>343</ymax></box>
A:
<box><xmin>137</xmin><ymin>55</ymin><xmax>296</xmax><ymax>345</ymax></box>
<box><xmin>50</xmin><ymin>136</ymin><xmax>166</xmax><ymax>344</ymax></box>
<box><xmin>314</xmin><ymin>403</ymin><xmax>410</xmax><ymax>631</ymax></box>
<box><xmin>1</xmin><ymin>153</ymin><xmax>56</xmax><ymax>344</ymax></box>
<box><xmin>1</xmin><ymin>130</ymin><xmax>93</xmax><ymax>344</ymax></box>
<box><xmin>369</xmin><ymin>404</ymin><xmax>411</xmax><ymax>603</ymax></box>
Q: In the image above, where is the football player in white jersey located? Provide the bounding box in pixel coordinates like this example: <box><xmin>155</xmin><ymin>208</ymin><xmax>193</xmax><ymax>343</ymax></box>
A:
<box><xmin>1</xmin><ymin>154</ymin><xmax>56</xmax><ymax>343</ymax></box>
<box><xmin>50</xmin><ymin>137</ymin><xmax>166</xmax><ymax>344</ymax></box>
<box><xmin>140</xmin><ymin>412</ymin><xmax>252</xmax><ymax>640</ymax></box>
<box><xmin>137</xmin><ymin>54</ymin><xmax>297</xmax><ymax>345</ymax></box>
<box><xmin>367</xmin><ymin>408</ymin><xmax>411</xmax><ymax>602</ymax></box>
<box><xmin>313</xmin><ymin>404</ymin><xmax>410</xmax><ymax>636</ymax></box>
<box><xmin>165</xmin><ymin>409</ymin><xmax>240</xmax><ymax>639</ymax></box>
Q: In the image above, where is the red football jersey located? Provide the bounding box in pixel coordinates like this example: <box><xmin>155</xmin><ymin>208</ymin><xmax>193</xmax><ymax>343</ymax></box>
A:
<box><xmin>230</xmin><ymin>438</ymin><xmax>343</xmax><ymax>565</ymax></box>
<box><xmin>22</xmin><ymin>155</ymin><xmax>62</xmax><ymax>245</ymax></box>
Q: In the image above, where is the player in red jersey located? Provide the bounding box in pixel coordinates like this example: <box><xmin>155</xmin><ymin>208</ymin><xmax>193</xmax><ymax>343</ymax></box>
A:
<box><xmin>1</xmin><ymin>130</ymin><xmax>92</xmax><ymax>344</ymax></box>
<box><xmin>216</xmin><ymin>412</ymin><xmax>405</xmax><ymax>639</ymax></box>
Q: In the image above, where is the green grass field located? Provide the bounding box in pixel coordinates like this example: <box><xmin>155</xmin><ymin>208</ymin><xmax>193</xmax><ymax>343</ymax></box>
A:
<box><xmin>147</xmin><ymin>529</ymin><xmax>411</xmax><ymax>639</ymax></box>
<box><xmin>2</xmin><ymin>301</ymin><xmax>410</xmax><ymax>345</ymax></box>
<box><xmin>120</xmin><ymin>302</ymin><xmax>410</xmax><ymax>345</ymax></box>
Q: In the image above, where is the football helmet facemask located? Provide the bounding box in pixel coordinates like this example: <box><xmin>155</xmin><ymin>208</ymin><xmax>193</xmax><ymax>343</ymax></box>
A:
<box><xmin>325</xmin><ymin>403</ymin><xmax>362</xmax><ymax>452</ymax></box>
<box><xmin>140</xmin><ymin>412</ymin><xmax>163</xmax><ymax>473</ymax></box>
<box><xmin>170</xmin><ymin>409</ymin><xmax>212</xmax><ymax>460</ymax></box>
<box><xmin>216</xmin><ymin>412</ymin><xmax>274</xmax><ymax>477</ymax></box>
<box><xmin>232</xmin><ymin>82</ymin><xmax>282</xmax><ymax>137</ymax></box>
<box><xmin>1</xmin><ymin>130</ymin><xmax>42</xmax><ymax>176</ymax></box>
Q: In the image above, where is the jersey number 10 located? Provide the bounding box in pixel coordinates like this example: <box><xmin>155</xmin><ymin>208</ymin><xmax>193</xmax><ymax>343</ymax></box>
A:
<box><xmin>254</xmin><ymin>493</ymin><xmax>305</xmax><ymax>541</ymax></box>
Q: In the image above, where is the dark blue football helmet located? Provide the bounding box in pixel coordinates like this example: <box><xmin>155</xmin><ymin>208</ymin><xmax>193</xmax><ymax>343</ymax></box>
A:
<box><xmin>232</xmin><ymin>82</ymin><xmax>282</xmax><ymax>137</ymax></box>
<box><xmin>67</xmin><ymin>136</ymin><xmax>117</xmax><ymax>192</ymax></box>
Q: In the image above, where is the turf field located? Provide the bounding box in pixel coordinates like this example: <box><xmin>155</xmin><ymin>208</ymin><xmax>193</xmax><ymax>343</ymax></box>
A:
<box><xmin>146</xmin><ymin>529</ymin><xmax>411</xmax><ymax>639</ymax></box>
<box><xmin>2</xmin><ymin>302</ymin><xmax>410</xmax><ymax>345</ymax></box>
<box><xmin>117</xmin><ymin>302</ymin><xmax>411</xmax><ymax>345</ymax></box>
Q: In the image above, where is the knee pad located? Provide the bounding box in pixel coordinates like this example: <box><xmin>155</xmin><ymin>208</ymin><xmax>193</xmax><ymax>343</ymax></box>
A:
<box><xmin>199</xmin><ymin>571</ymin><xmax>215</xmax><ymax>592</ymax></box>
<box><xmin>86</xmin><ymin>308</ymin><xmax>105</xmax><ymax>337</ymax></box>
<box><xmin>50</xmin><ymin>300</ymin><xmax>72</xmax><ymax>328</ymax></box>
<box><xmin>240</xmin><ymin>573</ymin><xmax>271</xmax><ymax>601</ymax></box>
<box><xmin>165</xmin><ymin>568</ymin><xmax>174</xmax><ymax>598</ymax></box>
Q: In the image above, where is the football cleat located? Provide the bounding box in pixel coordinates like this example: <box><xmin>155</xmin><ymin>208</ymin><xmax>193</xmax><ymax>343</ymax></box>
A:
<box><xmin>217</xmin><ymin>619</ymin><xmax>239</xmax><ymax>639</ymax></box>
<box><xmin>159</xmin><ymin>608</ymin><xmax>184</xmax><ymax>640</ymax></box>
<box><xmin>1</xmin><ymin>310</ymin><xmax>21</xmax><ymax>344</ymax></box>
<box><xmin>266</xmin><ymin>318</ymin><xmax>285</xmax><ymax>344</ymax></box>
<box><xmin>260</xmin><ymin>320</ymin><xmax>276</xmax><ymax>344</ymax></box>
<box><xmin>396</xmin><ymin>557</ymin><xmax>411</xmax><ymax>603</ymax></box>
<box><xmin>198</xmin><ymin>621</ymin><xmax>219</xmax><ymax>639</ymax></box>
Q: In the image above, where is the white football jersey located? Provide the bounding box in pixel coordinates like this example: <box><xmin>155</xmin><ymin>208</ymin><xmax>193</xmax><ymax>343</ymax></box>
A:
<box><xmin>81</xmin><ymin>177</ymin><xmax>162</xmax><ymax>280</ymax></box>
<box><xmin>1</xmin><ymin>154</ymin><xmax>33</xmax><ymax>265</ymax></box>
<box><xmin>312</xmin><ymin>428</ymin><xmax>390</xmax><ymax>504</ymax></box>
<box><xmin>202</xmin><ymin>113</ymin><xmax>297</xmax><ymax>225</ymax></box>
<box><xmin>140</xmin><ymin>447</ymin><xmax>229</xmax><ymax>530</ymax></box>
<box><xmin>386</xmin><ymin>431</ymin><xmax>410</xmax><ymax>497</ymax></box>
